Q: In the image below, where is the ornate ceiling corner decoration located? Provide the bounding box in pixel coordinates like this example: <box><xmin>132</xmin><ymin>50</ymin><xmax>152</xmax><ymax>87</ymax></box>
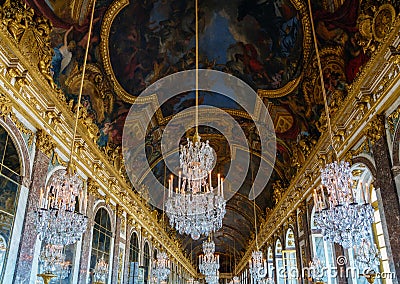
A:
<box><xmin>272</xmin><ymin>180</ymin><xmax>285</xmax><ymax>206</ymax></box>
<box><xmin>366</xmin><ymin>114</ymin><xmax>386</xmax><ymax>145</ymax></box>
<box><xmin>357</xmin><ymin>3</ymin><xmax>396</xmax><ymax>54</ymax></box>
<box><xmin>303</xmin><ymin>46</ymin><xmax>345</xmax><ymax>121</ymax></box>
<box><xmin>99</xmin><ymin>0</ymin><xmax>133</xmax><ymax>103</ymax></box>
<box><xmin>0</xmin><ymin>0</ymin><xmax>61</xmax><ymax>95</ymax></box>
<box><xmin>387</xmin><ymin>104</ymin><xmax>400</xmax><ymax>135</ymax></box>
<box><xmin>35</xmin><ymin>129</ymin><xmax>55</xmax><ymax>157</ymax></box>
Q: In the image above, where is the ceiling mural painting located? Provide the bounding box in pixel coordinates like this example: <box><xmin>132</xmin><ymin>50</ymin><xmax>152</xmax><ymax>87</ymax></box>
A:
<box><xmin>103</xmin><ymin>0</ymin><xmax>311</xmax><ymax>101</ymax></box>
<box><xmin>21</xmin><ymin>0</ymin><xmax>398</xmax><ymax>275</ymax></box>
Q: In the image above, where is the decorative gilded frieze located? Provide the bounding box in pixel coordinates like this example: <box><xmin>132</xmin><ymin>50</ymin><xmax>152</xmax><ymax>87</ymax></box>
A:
<box><xmin>35</xmin><ymin>129</ymin><xmax>55</xmax><ymax>157</ymax></box>
<box><xmin>366</xmin><ymin>115</ymin><xmax>386</xmax><ymax>145</ymax></box>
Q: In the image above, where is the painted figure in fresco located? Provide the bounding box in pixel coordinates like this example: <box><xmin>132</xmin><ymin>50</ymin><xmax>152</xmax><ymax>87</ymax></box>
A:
<box><xmin>51</xmin><ymin>26</ymin><xmax>75</xmax><ymax>86</ymax></box>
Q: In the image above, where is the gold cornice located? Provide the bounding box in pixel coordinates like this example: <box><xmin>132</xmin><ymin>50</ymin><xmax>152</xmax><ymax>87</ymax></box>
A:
<box><xmin>35</xmin><ymin>129</ymin><xmax>55</xmax><ymax>157</ymax></box>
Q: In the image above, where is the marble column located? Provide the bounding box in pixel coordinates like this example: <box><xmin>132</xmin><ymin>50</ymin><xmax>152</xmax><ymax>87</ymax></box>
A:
<box><xmin>124</xmin><ymin>220</ymin><xmax>133</xmax><ymax>284</ymax></box>
<box><xmin>78</xmin><ymin>191</ymin><xmax>96</xmax><ymax>283</ymax></box>
<box><xmin>111</xmin><ymin>206</ymin><xmax>122</xmax><ymax>283</ymax></box>
<box><xmin>13</xmin><ymin>130</ymin><xmax>54</xmax><ymax>283</ymax></box>
<box><xmin>372</xmin><ymin>135</ymin><xmax>400</xmax><ymax>280</ymax></box>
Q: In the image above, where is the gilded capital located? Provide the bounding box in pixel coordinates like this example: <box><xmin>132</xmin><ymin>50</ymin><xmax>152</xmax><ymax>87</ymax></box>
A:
<box><xmin>0</xmin><ymin>93</ymin><xmax>13</xmax><ymax>119</ymax></box>
<box><xmin>35</xmin><ymin>129</ymin><xmax>55</xmax><ymax>157</ymax></box>
<box><xmin>366</xmin><ymin>115</ymin><xmax>386</xmax><ymax>145</ymax></box>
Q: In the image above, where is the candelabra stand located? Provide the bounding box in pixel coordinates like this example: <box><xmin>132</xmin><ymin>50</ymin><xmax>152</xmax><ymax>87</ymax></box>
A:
<box><xmin>37</xmin><ymin>273</ymin><xmax>57</xmax><ymax>284</ymax></box>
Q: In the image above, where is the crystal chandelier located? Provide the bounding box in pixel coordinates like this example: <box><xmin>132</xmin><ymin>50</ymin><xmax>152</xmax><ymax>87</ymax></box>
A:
<box><xmin>259</xmin><ymin>278</ymin><xmax>275</xmax><ymax>284</ymax></box>
<box><xmin>249</xmin><ymin>250</ymin><xmax>267</xmax><ymax>282</ymax></box>
<box><xmin>39</xmin><ymin>244</ymin><xmax>65</xmax><ymax>275</ymax></box>
<box><xmin>313</xmin><ymin>162</ymin><xmax>374</xmax><ymax>248</ymax></box>
<box><xmin>228</xmin><ymin>276</ymin><xmax>240</xmax><ymax>284</ymax></box>
<box><xmin>35</xmin><ymin>169</ymin><xmax>88</xmax><ymax>245</ymax></box>
<box><xmin>205</xmin><ymin>271</ymin><xmax>219</xmax><ymax>284</ymax></box>
<box><xmin>308</xmin><ymin>0</ymin><xmax>374</xmax><ymax>249</ymax></box>
<box><xmin>152</xmin><ymin>251</ymin><xmax>171</xmax><ymax>283</ymax></box>
<box><xmin>93</xmin><ymin>255</ymin><xmax>109</xmax><ymax>284</ymax></box>
<box><xmin>355</xmin><ymin>239</ymin><xmax>381</xmax><ymax>275</ymax></box>
<box><xmin>199</xmin><ymin>239</ymin><xmax>220</xmax><ymax>282</ymax></box>
<box><xmin>164</xmin><ymin>0</ymin><xmax>226</xmax><ymax>240</ymax></box>
<box><xmin>309</xmin><ymin>257</ymin><xmax>324</xmax><ymax>283</ymax></box>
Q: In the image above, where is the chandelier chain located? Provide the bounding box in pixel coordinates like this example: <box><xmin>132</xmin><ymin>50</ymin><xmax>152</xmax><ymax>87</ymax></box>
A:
<box><xmin>195</xmin><ymin>0</ymin><xmax>199</xmax><ymax>135</ymax></box>
<box><xmin>307</xmin><ymin>0</ymin><xmax>338</xmax><ymax>159</ymax></box>
<box><xmin>68</xmin><ymin>0</ymin><xmax>97</xmax><ymax>169</ymax></box>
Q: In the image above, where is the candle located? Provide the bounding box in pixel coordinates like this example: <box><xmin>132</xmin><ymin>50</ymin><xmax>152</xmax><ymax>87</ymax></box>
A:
<box><xmin>178</xmin><ymin>171</ymin><xmax>181</xmax><ymax>192</ymax></box>
<box><xmin>360</xmin><ymin>181</ymin><xmax>365</xmax><ymax>203</ymax></box>
<box><xmin>39</xmin><ymin>188</ymin><xmax>43</xmax><ymax>208</ymax></box>
<box><xmin>221</xmin><ymin>178</ymin><xmax>224</xmax><ymax>198</ymax></box>
<box><xmin>320</xmin><ymin>185</ymin><xmax>326</xmax><ymax>207</ymax></box>
<box><xmin>209</xmin><ymin>171</ymin><xmax>212</xmax><ymax>190</ymax></box>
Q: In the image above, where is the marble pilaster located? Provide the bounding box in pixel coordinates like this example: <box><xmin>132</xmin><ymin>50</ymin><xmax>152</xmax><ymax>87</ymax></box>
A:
<box><xmin>13</xmin><ymin>149</ymin><xmax>50</xmax><ymax>282</ymax></box>
<box><xmin>111</xmin><ymin>206</ymin><xmax>122</xmax><ymax>283</ymax></box>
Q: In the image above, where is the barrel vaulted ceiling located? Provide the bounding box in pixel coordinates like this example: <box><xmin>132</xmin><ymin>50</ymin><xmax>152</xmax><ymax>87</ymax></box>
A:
<box><xmin>23</xmin><ymin>0</ymin><xmax>399</xmax><ymax>273</ymax></box>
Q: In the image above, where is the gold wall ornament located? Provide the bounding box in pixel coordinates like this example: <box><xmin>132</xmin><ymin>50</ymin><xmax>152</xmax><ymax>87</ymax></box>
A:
<box><xmin>387</xmin><ymin>104</ymin><xmax>400</xmax><ymax>135</ymax></box>
<box><xmin>272</xmin><ymin>180</ymin><xmax>284</xmax><ymax>205</ymax></box>
<box><xmin>0</xmin><ymin>0</ymin><xmax>59</xmax><ymax>92</ymax></box>
<box><xmin>357</xmin><ymin>4</ymin><xmax>396</xmax><ymax>54</ymax></box>
<box><xmin>35</xmin><ymin>129</ymin><xmax>55</xmax><ymax>157</ymax></box>
<box><xmin>366</xmin><ymin>115</ymin><xmax>386</xmax><ymax>145</ymax></box>
<box><xmin>0</xmin><ymin>93</ymin><xmax>13</xmax><ymax>119</ymax></box>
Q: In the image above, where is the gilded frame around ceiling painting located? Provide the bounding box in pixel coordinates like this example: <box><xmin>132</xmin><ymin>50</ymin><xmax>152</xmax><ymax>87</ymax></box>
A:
<box><xmin>100</xmin><ymin>0</ymin><xmax>312</xmax><ymax>103</ymax></box>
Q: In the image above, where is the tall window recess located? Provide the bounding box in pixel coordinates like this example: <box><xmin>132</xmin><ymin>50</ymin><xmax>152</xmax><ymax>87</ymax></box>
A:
<box><xmin>90</xmin><ymin>208</ymin><xmax>112</xmax><ymax>284</ymax></box>
<box><xmin>128</xmin><ymin>232</ymin><xmax>139</xmax><ymax>284</ymax></box>
<box><xmin>143</xmin><ymin>241</ymin><xmax>150</xmax><ymax>284</ymax></box>
<box><xmin>282</xmin><ymin>229</ymin><xmax>297</xmax><ymax>284</ymax></box>
<box><xmin>347</xmin><ymin>164</ymin><xmax>392</xmax><ymax>284</ymax></box>
<box><xmin>311</xmin><ymin>207</ymin><xmax>337</xmax><ymax>284</ymax></box>
<box><xmin>267</xmin><ymin>246</ymin><xmax>274</xmax><ymax>279</ymax></box>
<box><xmin>0</xmin><ymin>125</ymin><xmax>22</xmax><ymax>281</ymax></box>
<box><xmin>275</xmin><ymin>239</ymin><xmax>284</xmax><ymax>284</ymax></box>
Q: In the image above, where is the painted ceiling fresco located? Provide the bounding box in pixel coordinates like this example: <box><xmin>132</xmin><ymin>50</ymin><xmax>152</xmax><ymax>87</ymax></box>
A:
<box><xmin>24</xmin><ymin>0</ymin><xmax>398</xmax><ymax>273</ymax></box>
<box><xmin>108</xmin><ymin>0</ymin><xmax>304</xmax><ymax>96</ymax></box>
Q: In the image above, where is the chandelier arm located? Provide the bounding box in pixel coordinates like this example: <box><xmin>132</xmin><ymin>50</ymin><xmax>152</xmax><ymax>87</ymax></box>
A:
<box><xmin>195</xmin><ymin>0</ymin><xmax>199</xmax><ymax>136</ymax></box>
<box><xmin>307</xmin><ymin>0</ymin><xmax>338</xmax><ymax>159</ymax></box>
<box><xmin>67</xmin><ymin>0</ymin><xmax>97</xmax><ymax>170</ymax></box>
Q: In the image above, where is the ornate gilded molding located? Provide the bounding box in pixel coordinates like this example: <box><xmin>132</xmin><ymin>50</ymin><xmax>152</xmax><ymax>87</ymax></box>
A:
<box><xmin>366</xmin><ymin>115</ymin><xmax>386</xmax><ymax>145</ymax></box>
<box><xmin>35</xmin><ymin>129</ymin><xmax>55</xmax><ymax>157</ymax></box>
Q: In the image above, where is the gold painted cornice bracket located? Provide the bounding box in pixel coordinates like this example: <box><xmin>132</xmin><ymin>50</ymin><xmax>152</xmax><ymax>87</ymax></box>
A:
<box><xmin>0</xmin><ymin>93</ymin><xmax>13</xmax><ymax>119</ymax></box>
<box><xmin>35</xmin><ymin>129</ymin><xmax>55</xmax><ymax>157</ymax></box>
<box><xmin>366</xmin><ymin>114</ymin><xmax>386</xmax><ymax>145</ymax></box>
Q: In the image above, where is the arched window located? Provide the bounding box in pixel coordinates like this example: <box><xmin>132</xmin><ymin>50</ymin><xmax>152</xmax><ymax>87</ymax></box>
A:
<box><xmin>275</xmin><ymin>239</ymin><xmax>283</xmax><ymax>284</ymax></box>
<box><xmin>0</xmin><ymin>125</ymin><xmax>21</xmax><ymax>281</ymax></box>
<box><xmin>347</xmin><ymin>164</ymin><xmax>392</xmax><ymax>284</ymax></box>
<box><xmin>90</xmin><ymin>208</ymin><xmax>112</xmax><ymax>283</ymax></box>
<box><xmin>267</xmin><ymin>246</ymin><xmax>274</xmax><ymax>279</ymax></box>
<box><xmin>128</xmin><ymin>232</ymin><xmax>139</xmax><ymax>284</ymax></box>
<box><xmin>283</xmin><ymin>229</ymin><xmax>297</xmax><ymax>283</ymax></box>
<box><xmin>311</xmin><ymin>207</ymin><xmax>337</xmax><ymax>284</ymax></box>
<box><xmin>143</xmin><ymin>241</ymin><xmax>150</xmax><ymax>283</ymax></box>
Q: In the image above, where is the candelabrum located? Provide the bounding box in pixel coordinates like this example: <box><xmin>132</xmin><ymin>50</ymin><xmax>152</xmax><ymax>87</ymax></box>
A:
<box><xmin>314</xmin><ymin>161</ymin><xmax>374</xmax><ymax>249</ymax></box>
<box><xmin>199</xmin><ymin>239</ymin><xmax>220</xmax><ymax>282</ymax></box>
<box><xmin>165</xmin><ymin>136</ymin><xmax>226</xmax><ymax>240</ymax></box>
<box><xmin>93</xmin><ymin>255</ymin><xmax>109</xmax><ymax>284</ymax></box>
<box><xmin>355</xmin><ymin>239</ymin><xmax>381</xmax><ymax>283</ymax></box>
<box><xmin>249</xmin><ymin>250</ymin><xmax>268</xmax><ymax>282</ymax></box>
<box><xmin>187</xmin><ymin>278</ymin><xmax>200</xmax><ymax>284</ymax></box>
<box><xmin>34</xmin><ymin>169</ymin><xmax>88</xmax><ymax>246</ymax></box>
<box><xmin>309</xmin><ymin>257</ymin><xmax>325</xmax><ymax>284</ymax></box>
<box><xmin>259</xmin><ymin>278</ymin><xmax>275</xmax><ymax>284</ymax></box>
<box><xmin>152</xmin><ymin>251</ymin><xmax>171</xmax><ymax>283</ymax></box>
<box><xmin>38</xmin><ymin>244</ymin><xmax>66</xmax><ymax>284</ymax></box>
<box><xmin>228</xmin><ymin>276</ymin><xmax>240</xmax><ymax>284</ymax></box>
